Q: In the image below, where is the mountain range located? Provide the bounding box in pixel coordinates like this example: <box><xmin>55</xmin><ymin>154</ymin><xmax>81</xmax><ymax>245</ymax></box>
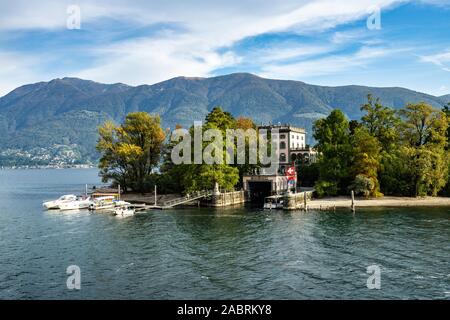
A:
<box><xmin>0</xmin><ymin>73</ymin><xmax>449</xmax><ymax>166</ymax></box>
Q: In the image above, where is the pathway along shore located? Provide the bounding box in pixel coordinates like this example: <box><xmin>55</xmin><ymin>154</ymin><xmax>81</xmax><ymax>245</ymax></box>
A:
<box><xmin>309</xmin><ymin>196</ymin><xmax>450</xmax><ymax>208</ymax></box>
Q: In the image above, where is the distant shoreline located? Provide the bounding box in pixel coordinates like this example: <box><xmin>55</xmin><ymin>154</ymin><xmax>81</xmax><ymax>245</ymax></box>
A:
<box><xmin>0</xmin><ymin>165</ymin><xmax>95</xmax><ymax>170</ymax></box>
<box><xmin>309</xmin><ymin>196</ymin><xmax>450</xmax><ymax>208</ymax></box>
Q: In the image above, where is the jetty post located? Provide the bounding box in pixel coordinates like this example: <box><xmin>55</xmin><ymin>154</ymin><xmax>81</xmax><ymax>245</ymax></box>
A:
<box><xmin>154</xmin><ymin>185</ymin><xmax>157</xmax><ymax>206</ymax></box>
<box><xmin>118</xmin><ymin>184</ymin><xmax>121</xmax><ymax>200</ymax></box>
<box><xmin>351</xmin><ymin>190</ymin><xmax>355</xmax><ymax>212</ymax></box>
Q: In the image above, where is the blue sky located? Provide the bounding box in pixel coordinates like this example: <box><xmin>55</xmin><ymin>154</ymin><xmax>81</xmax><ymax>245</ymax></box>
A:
<box><xmin>0</xmin><ymin>0</ymin><xmax>449</xmax><ymax>96</ymax></box>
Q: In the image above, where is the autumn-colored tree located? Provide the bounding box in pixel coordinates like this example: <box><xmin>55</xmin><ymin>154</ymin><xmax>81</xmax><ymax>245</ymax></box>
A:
<box><xmin>97</xmin><ymin>112</ymin><xmax>166</xmax><ymax>192</ymax></box>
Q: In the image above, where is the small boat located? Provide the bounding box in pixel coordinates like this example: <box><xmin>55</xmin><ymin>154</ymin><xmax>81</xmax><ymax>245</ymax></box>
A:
<box><xmin>58</xmin><ymin>196</ymin><xmax>93</xmax><ymax>211</ymax></box>
<box><xmin>113</xmin><ymin>200</ymin><xmax>131</xmax><ymax>207</ymax></box>
<box><xmin>263</xmin><ymin>195</ymin><xmax>284</xmax><ymax>209</ymax></box>
<box><xmin>89</xmin><ymin>196</ymin><xmax>116</xmax><ymax>211</ymax></box>
<box><xmin>43</xmin><ymin>194</ymin><xmax>77</xmax><ymax>210</ymax></box>
<box><xmin>114</xmin><ymin>204</ymin><xmax>135</xmax><ymax>217</ymax></box>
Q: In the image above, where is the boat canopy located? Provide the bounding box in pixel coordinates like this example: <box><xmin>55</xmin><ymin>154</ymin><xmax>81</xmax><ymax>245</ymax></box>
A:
<box><xmin>94</xmin><ymin>196</ymin><xmax>115</xmax><ymax>201</ymax></box>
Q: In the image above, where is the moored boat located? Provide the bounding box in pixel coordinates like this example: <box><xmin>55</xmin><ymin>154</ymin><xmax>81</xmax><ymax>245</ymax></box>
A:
<box><xmin>114</xmin><ymin>204</ymin><xmax>135</xmax><ymax>217</ymax></box>
<box><xmin>263</xmin><ymin>195</ymin><xmax>284</xmax><ymax>209</ymax></box>
<box><xmin>58</xmin><ymin>196</ymin><xmax>93</xmax><ymax>211</ymax></box>
<box><xmin>43</xmin><ymin>195</ymin><xmax>77</xmax><ymax>210</ymax></box>
<box><xmin>89</xmin><ymin>196</ymin><xmax>116</xmax><ymax>211</ymax></box>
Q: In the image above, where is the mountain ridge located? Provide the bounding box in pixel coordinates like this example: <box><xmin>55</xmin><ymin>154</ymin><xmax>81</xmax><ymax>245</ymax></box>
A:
<box><xmin>0</xmin><ymin>73</ymin><xmax>448</xmax><ymax>166</ymax></box>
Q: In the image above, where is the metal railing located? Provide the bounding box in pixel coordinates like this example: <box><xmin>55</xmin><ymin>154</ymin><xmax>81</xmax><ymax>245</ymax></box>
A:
<box><xmin>163</xmin><ymin>190</ymin><xmax>212</xmax><ymax>207</ymax></box>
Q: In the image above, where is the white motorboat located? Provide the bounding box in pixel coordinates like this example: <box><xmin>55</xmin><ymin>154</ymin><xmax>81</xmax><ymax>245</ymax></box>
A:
<box><xmin>58</xmin><ymin>196</ymin><xmax>93</xmax><ymax>211</ymax></box>
<box><xmin>113</xmin><ymin>200</ymin><xmax>131</xmax><ymax>207</ymax></box>
<box><xmin>114</xmin><ymin>205</ymin><xmax>135</xmax><ymax>217</ymax></box>
<box><xmin>263</xmin><ymin>195</ymin><xmax>284</xmax><ymax>209</ymax></box>
<box><xmin>43</xmin><ymin>194</ymin><xmax>77</xmax><ymax>210</ymax></box>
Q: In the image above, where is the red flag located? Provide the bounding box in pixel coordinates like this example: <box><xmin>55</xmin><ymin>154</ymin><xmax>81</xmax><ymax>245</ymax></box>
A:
<box><xmin>286</xmin><ymin>166</ymin><xmax>296</xmax><ymax>177</ymax></box>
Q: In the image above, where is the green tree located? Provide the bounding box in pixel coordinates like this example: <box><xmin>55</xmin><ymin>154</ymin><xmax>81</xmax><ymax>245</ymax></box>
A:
<box><xmin>313</xmin><ymin>109</ymin><xmax>352</xmax><ymax>196</ymax></box>
<box><xmin>166</xmin><ymin>107</ymin><xmax>241</xmax><ymax>193</ymax></box>
<box><xmin>233</xmin><ymin>116</ymin><xmax>262</xmax><ymax>188</ymax></box>
<box><xmin>379</xmin><ymin>148</ymin><xmax>413</xmax><ymax>196</ymax></box>
<box><xmin>97</xmin><ymin>112</ymin><xmax>166</xmax><ymax>192</ymax></box>
<box><xmin>184</xmin><ymin>108</ymin><xmax>240</xmax><ymax>192</ymax></box>
<box><xmin>442</xmin><ymin>103</ymin><xmax>450</xmax><ymax>150</ymax></box>
<box><xmin>360</xmin><ymin>94</ymin><xmax>399</xmax><ymax>150</ymax></box>
<box><xmin>205</xmin><ymin>107</ymin><xmax>236</xmax><ymax>132</ymax></box>
<box><xmin>349</xmin><ymin>127</ymin><xmax>382</xmax><ymax>197</ymax></box>
<box><xmin>399</xmin><ymin>103</ymin><xmax>449</xmax><ymax>196</ymax></box>
<box><xmin>156</xmin><ymin>124</ymin><xmax>186</xmax><ymax>194</ymax></box>
<box><xmin>440</xmin><ymin>103</ymin><xmax>450</xmax><ymax>195</ymax></box>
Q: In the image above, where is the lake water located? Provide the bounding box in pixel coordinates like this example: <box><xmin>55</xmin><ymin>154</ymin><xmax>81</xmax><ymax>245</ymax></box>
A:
<box><xmin>0</xmin><ymin>169</ymin><xmax>449</xmax><ymax>299</ymax></box>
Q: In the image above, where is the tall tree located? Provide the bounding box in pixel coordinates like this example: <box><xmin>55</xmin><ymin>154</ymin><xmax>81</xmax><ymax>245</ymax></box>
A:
<box><xmin>439</xmin><ymin>103</ymin><xmax>450</xmax><ymax>195</ymax></box>
<box><xmin>350</xmin><ymin>127</ymin><xmax>382</xmax><ymax>197</ymax></box>
<box><xmin>233</xmin><ymin>116</ymin><xmax>261</xmax><ymax>188</ymax></box>
<box><xmin>313</xmin><ymin>109</ymin><xmax>352</xmax><ymax>196</ymax></box>
<box><xmin>97</xmin><ymin>112</ymin><xmax>166</xmax><ymax>192</ymax></box>
<box><xmin>442</xmin><ymin>103</ymin><xmax>450</xmax><ymax>150</ymax></box>
<box><xmin>176</xmin><ymin>107</ymin><xmax>240</xmax><ymax>193</ymax></box>
<box><xmin>399</xmin><ymin>103</ymin><xmax>449</xmax><ymax>196</ymax></box>
<box><xmin>360</xmin><ymin>94</ymin><xmax>399</xmax><ymax>150</ymax></box>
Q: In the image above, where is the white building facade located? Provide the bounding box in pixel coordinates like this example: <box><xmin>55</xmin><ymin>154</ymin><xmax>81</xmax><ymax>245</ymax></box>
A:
<box><xmin>243</xmin><ymin>124</ymin><xmax>317</xmax><ymax>199</ymax></box>
<box><xmin>258</xmin><ymin>124</ymin><xmax>317</xmax><ymax>174</ymax></box>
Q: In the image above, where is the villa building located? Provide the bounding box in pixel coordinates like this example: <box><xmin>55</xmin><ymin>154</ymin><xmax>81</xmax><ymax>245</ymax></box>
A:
<box><xmin>243</xmin><ymin>124</ymin><xmax>317</xmax><ymax>200</ymax></box>
<box><xmin>257</xmin><ymin>124</ymin><xmax>317</xmax><ymax>174</ymax></box>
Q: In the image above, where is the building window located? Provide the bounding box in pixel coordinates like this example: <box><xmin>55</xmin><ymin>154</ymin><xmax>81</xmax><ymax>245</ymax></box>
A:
<box><xmin>280</xmin><ymin>134</ymin><xmax>285</xmax><ymax>139</ymax></box>
<box><xmin>280</xmin><ymin>141</ymin><xmax>286</xmax><ymax>149</ymax></box>
<box><xmin>291</xmin><ymin>153</ymin><xmax>297</xmax><ymax>162</ymax></box>
<box><xmin>280</xmin><ymin>153</ymin><xmax>286</xmax><ymax>162</ymax></box>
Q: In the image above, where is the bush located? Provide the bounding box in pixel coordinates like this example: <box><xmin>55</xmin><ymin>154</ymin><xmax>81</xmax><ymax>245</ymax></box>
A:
<box><xmin>350</xmin><ymin>174</ymin><xmax>383</xmax><ymax>198</ymax></box>
<box><xmin>350</xmin><ymin>174</ymin><xmax>374</xmax><ymax>197</ymax></box>
<box><xmin>314</xmin><ymin>180</ymin><xmax>338</xmax><ymax>197</ymax></box>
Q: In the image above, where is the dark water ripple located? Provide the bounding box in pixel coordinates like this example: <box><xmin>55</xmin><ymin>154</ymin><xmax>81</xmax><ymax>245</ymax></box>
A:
<box><xmin>0</xmin><ymin>169</ymin><xmax>449</xmax><ymax>299</ymax></box>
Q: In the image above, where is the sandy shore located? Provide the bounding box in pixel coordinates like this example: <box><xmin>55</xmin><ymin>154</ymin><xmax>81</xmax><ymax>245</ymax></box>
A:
<box><xmin>308</xmin><ymin>196</ymin><xmax>450</xmax><ymax>208</ymax></box>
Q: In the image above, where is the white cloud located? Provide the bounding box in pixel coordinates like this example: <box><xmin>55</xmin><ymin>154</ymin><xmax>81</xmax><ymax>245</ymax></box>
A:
<box><xmin>420</xmin><ymin>50</ymin><xmax>450</xmax><ymax>72</ymax></box>
<box><xmin>0</xmin><ymin>51</ymin><xmax>60</xmax><ymax>96</ymax></box>
<box><xmin>0</xmin><ymin>0</ymin><xmax>407</xmax><ymax>94</ymax></box>
<box><xmin>74</xmin><ymin>0</ymin><xmax>404</xmax><ymax>85</ymax></box>
<box><xmin>259</xmin><ymin>46</ymin><xmax>410</xmax><ymax>79</ymax></box>
<box><xmin>75</xmin><ymin>36</ymin><xmax>242</xmax><ymax>85</ymax></box>
<box><xmin>418</xmin><ymin>0</ymin><xmax>450</xmax><ymax>7</ymax></box>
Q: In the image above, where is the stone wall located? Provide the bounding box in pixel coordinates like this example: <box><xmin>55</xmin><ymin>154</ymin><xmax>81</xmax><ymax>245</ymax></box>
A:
<box><xmin>205</xmin><ymin>190</ymin><xmax>247</xmax><ymax>207</ymax></box>
<box><xmin>283</xmin><ymin>191</ymin><xmax>314</xmax><ymax>210</ymax></box>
